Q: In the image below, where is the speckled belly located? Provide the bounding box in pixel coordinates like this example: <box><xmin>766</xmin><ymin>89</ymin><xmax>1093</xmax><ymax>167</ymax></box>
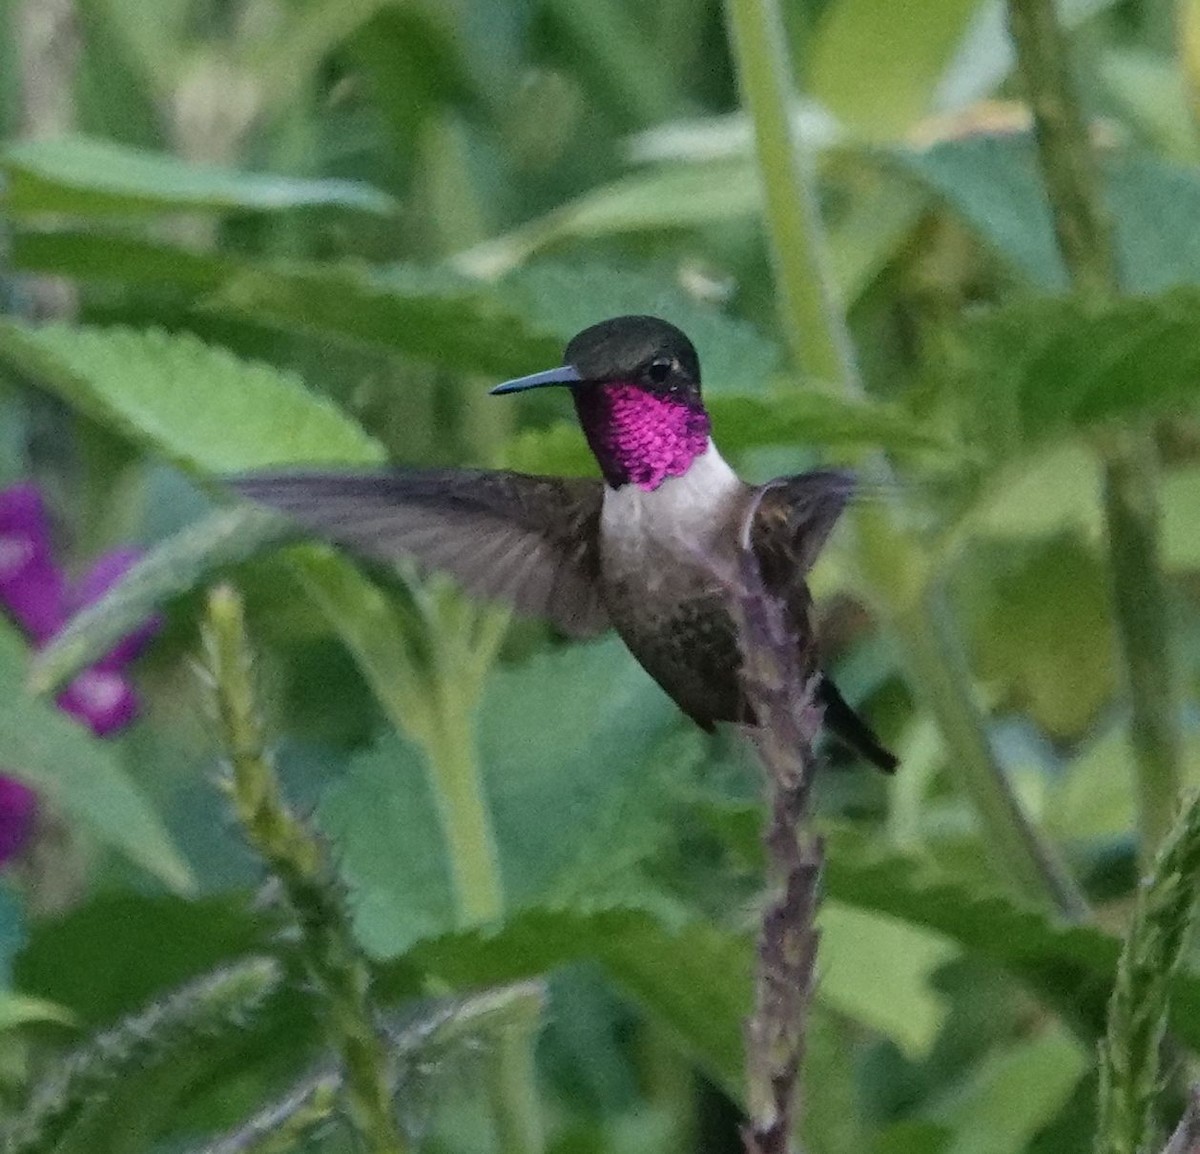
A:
<box><xmin>600</xmin><ymin>564</ymin><xmax>747</xmax><ymax>728</ymax></box>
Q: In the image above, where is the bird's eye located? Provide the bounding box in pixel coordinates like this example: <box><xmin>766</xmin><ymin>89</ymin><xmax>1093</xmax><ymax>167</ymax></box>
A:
<box><xmin>646</xmin><ymin>358</ymin><xmax>672</xmax><ymax>384</ymax></box>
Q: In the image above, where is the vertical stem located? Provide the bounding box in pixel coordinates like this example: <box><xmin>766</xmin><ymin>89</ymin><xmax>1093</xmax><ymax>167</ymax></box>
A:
<box><xmin>723</xmin><ymin>0</ymin><xmax>1088</xmax><ymax>917</ymax></box>
<box><xmin>1006</xmin><ymin>0</ymin><xmax>1182</xmax><ymax>864</ymax></box>
<box><xmin>205</xmin><ymin>585</ymin><xmax>407</xmax><ymax>1154</ymax></box>
<box><xmin>723</xmin><ymin>0</ymin><xmax>857</xmax><ymax>385</ymax></box>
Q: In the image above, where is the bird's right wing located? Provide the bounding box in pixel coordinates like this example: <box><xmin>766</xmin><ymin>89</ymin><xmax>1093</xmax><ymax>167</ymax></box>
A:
<box><xmin>231</xmin><ymin>470</ymin><xmax>610</xmax><ymax>637</ymax></box>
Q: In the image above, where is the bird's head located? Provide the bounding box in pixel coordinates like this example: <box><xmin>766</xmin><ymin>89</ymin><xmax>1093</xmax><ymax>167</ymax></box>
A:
<box><xmin>491</xmin><ymin>315</ymin><xmax>710</xmax><ymax>491</ymax></box>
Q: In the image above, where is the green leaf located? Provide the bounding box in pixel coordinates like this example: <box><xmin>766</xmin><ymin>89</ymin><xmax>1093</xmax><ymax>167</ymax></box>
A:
<box><xmin>817</xmin><ymin>904</ymin><xmax>954</xmax><ymax>1060</ymax></box>
<box><xmin>511</xmin><ymin>264</ymin><xmax>782</xmax><ymax>398</ymax></box>
<box><xmin>209</xmin><ymin>261</ymin><xmax>559</xmax><ymax>378</ymax></box>
<box><xmin>3</xmin><ymin>958</ymin><xmax>281</xmax><ymax>1154</ymax></box>
<box><xmin>209</xmin><ymin>259</ymin><xmax>783</xmax><ymax>394</ymax></box>
<box><xmin>0</xmin><ymin>322</ymin><xmax>385</xmax><ymax>472</ymax></box>
<box><xmin>929</xmin><ymin>1025</ymin><xmax>1088</xmax><ymax>1154</ymax></box>
<box><xmin>2</xmin><ymin>136</ymin><xmax>397</xmax><ymax>217</ymax></box>
<box><xmin>885</xmin><ymin>135</ymin><xmax>1200</xmax><ymax>292</ymax></box>
<box><xmin>955</xmin><ymin>288</ymin><xmax>1200</xmax><ymax>461</ymax></box>
<box><xmin>321</xmin><ymin>638</ymin><xmax>682</xmax><ymax>957</ymax></box>
<box><xmin>0</xmin><ymin>622</ymin><xmax>193</xmax><ymax>891</ymax></box>
<box><xmin>810</xmin><ymin>0</ymin><xmax>980</xmax><ymax>138</ymax></box>
<box><xmin>0</xmin><ymin>993</ymin><xmax>74</xmax><ymax>1033</ymax></box>
<box><xmin>455</xmin><ymin>162</ymin><xmax>763</xmax><ymax>278</ymax></box>
<box><xmin>707</xmin><ymin>390</ymin><xmax>953</xmax><ymax>454</ymax></box>
<box><xmin>30</xmin><ymin>506</ymin><xmax>292</xmax><ymax>695</ymax></box>
<box><xmin>10</xmin><ymin>228</ymin><xmax>241</xmax><ymax>290</ymax></box>
<box><xmin>14</xmin><ymin>894</ymin><xmax>275</xmax><ymax>1027</ymax></box>
<box><xmin>380</xmin><ymin>906</ymin><xmax>751</xmax><ymax>1097</ymax></box>
<box><xmin>711</xmin><ymin>817</ymin><xmax>1200</xmax><ymax>1051</ymax></box>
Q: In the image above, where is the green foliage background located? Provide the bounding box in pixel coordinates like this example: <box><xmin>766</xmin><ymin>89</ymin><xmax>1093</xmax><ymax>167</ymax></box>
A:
<box><xmin>1</xmin><ymin>0</ymin><xmax>1199</xmax><ymax>1150</ymax></box>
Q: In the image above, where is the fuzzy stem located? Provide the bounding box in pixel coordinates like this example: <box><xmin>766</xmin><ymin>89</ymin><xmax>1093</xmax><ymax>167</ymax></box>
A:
<box><xmin>722</xmin><ymin>0</ymin><xmax>1087</xmax><ymax>918</ymax></box>
<box><xmin>204</xmin><ymin>584</ymin><xmax>407</xmax><ymax>1154</ymax></box>
<box><xmin>1096</xmin><ymin>791</ymin><xmax>1200</xmax><ymax>1154</ymax></box>
<box><xmin>1006</xmin><ymin>0</ymin><xmax>1182</xmax><ymax>865</ymax></box>
<box><xmin>729</xmin><ymin>501</ymin><xmax>824</xmax><ymax>1154</ymax></box>
<box><xmin>196</xmin><ymin>983</ymin><xmax>546</xmax><ymax>1154</ymax></box>
<box><xmin>2</xmin><ymin>958</ymin><xmax>280</xmax><ymax>1154</ymax></box>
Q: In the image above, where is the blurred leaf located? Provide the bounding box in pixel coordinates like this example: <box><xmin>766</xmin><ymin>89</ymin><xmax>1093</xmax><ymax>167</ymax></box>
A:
<box><xmin>708</xmin><ymin>390</ymin><xmax>953</xmax><ymax>453</ymax></box>
<box><xmin>247</xmin><ymin>0</ymin><xmax>397</xmax><ymax>112</ymax></box>
<box><xmin>209</xmin><ymin>261</ymin><xmax>560</xmax><ymax>378</ymax></box>
<box><xmin>352</xmin><ymin>4</ymin><xmax>482</xmax><ymax>150</ymax></box>
<box><xmin>322</xmin><ymin>638</ymin><xmax>681</xmax><ymax>957</ymax></box>
<box><xmin>0</xmin><ymin>322</ymin><xmax>385</xmax><ymax>471</ymax></box>
<box><xmin>2</xmin><ymin>136</ymin><xmax>397</xmax><ymax>217</ymax></box>
<box><xmin>210</xmin><ymin>259</ymin><xmax>783</xmax><ymax>393</ymax></box>
<box><xmin>955</xmin><ymin>289</ymin><xmax>1200</xmax><ymax>462</ymax></box>
<box><xmin>0</xmin><ymin>993</ymin><xmax>74</xmax><ymax>1032</ymax></box>
<box><xmin>455</xmin><ymin>162</ymin><xmax>762</xmax><ymax>278</ymax></box>
<box><xmin>14</xmin><ymin>894</ymin><xmax>274</xmax><ymax>1027</ymax></box>
<box><xmin>959</xmin><ymin>534</ymin><xmax>1116</xmax><ymax>738</ymax></box>
<box><xmin>712</xmin><ymin>819</ymin><xmax>1200</xmax><ymax>1049</ymax></box>
<box><xmin>1163</xmin><ymin>466</ymin><xmax>1200</xmax><ymax>572</ymax></box>
<box><xmin>929</xmin><ymin>1024</ymin><xmax>1088</xmax><ymax>1154</ymax></box>
<box><xmin>30</xmin><ymin>507</ymin><xmax>291</xmax><ymax>696</ymax></box>
<box><xmin>1051</xmin><ymin>731</ymin><xmax>1135</xmax><ymax>843</ymax></box>
<box><xmin>817</xmin><ymin>903</ymin><xmax>954</xmax><ymax>1060</ymax></box>
<box><xmin>810</xmin><ymin>0</ymin><xmax>980</xmax><ymax>138</ymax></box>
<box><xmin>884</xmin><ymin>135</ymin><xmax>1200</xmax><ymax>291</ymax></box>
<box><xmin>382</xmin><ymin>906</ymin><xmax>751</xmax><ymax>1097</ymax></box>
<box><xmin>10</xmin><ymin>229</ymin><xmax>241</xmax><ymax>289</ymax></box>
<box><xmin>510</xmin><ymin>264</ymin><xmax>783</xmax><ymax>398</ymax></box>
<box><xmin>0</xmin><ymin>622</ymin><xmax>193</xmax><ymax>892</ymax></box>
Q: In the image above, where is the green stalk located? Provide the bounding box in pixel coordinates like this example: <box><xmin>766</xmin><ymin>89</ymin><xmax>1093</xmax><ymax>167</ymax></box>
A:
<box><xmin>723</xmin><ymin>0</ymin><xmax>1088</xmax><ymax>917</ymax></box>
<box><xmin>204</xmin><ymin>584</ymin><xmax>407</xmax><ymax>1154</ymax></box>
<box><xmin>1096</xmin><ymin>789</ymin><xmax>1200</xmax><ymax>1153</ymax></box>
<box><xmin>1006</xmin><ymin>0</ymin><xmax>1182</xmax><ymax>864</ymax></box>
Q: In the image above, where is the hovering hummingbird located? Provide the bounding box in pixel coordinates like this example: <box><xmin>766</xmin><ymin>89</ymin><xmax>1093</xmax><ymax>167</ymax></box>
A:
<box><xmin>233</xmin><ymin>315</ymin><xmax>897</xmax><ymax>772</ymax></box>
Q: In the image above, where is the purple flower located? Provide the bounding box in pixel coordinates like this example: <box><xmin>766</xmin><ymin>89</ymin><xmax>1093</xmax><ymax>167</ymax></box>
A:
<box><xmin>0</xmin><ymin>484</ymin><xmax>161</xmax><ymax>865</ymax></box>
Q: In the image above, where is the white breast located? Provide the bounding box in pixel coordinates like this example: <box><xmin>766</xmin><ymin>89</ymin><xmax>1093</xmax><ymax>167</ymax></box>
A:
<box><xmin>600</xmin><ymin>441</ymin><xmax>746</xmax><ymax>577</ymax></box>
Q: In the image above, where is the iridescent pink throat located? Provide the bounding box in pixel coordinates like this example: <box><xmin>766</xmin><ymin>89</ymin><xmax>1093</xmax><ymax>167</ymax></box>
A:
<box><xmin>574</xmin><ymin>382</ymin><xmax>711</xmax><ymax>491</ymax></box>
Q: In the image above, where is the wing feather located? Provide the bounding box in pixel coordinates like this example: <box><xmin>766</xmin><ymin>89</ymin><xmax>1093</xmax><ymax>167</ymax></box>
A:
<box><xmin>230</xmin><ymin>469</ymin><xmax>609</xmax><ymax>637</ymax></box>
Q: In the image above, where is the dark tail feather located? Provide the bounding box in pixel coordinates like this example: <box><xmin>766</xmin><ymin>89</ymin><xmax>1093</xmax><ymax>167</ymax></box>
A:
<box><xmin>818</xmin><ymin>677</ymin><xmax>899</xmax><ymax>773</ymax></box>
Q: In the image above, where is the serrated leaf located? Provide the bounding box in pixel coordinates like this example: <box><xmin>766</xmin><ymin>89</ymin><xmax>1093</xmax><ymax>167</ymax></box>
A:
<box><xmin>0</xmin><ymin>622</ymin><xmax>193</xmax><ymax>892</ymax></box>
<box><xmin>955</xmin><ymin>289</ymin><xmax>1200</xmax><ymax>459</ymax></box>
<box><xmin>14</xmin><ymin>895</ymin><xmax>276</xmax><ymax>1027</ymax></box>
<box><xmin>0</xmin><ymin>322</ymin><xmax>385</xmax><ymax>472</ymax></box>
<box><xmin>711</xmin><ymin>816</ymin><xmax>1200</xmax><ymax>1050</ymax></box>
<box><xmin>321</xmin><ymin>638</ymin><xmax>681</xmax><ymax>957</ymax></box>
<box><xmin>885</xmin><ymin>134</ymin><xmax>1200</xmax><ymax>292</ymax></box>
<box><xmin>209</xmin><ymin>261</ymin><xmax>559</xmax><ymax>378</ymax></box>
<box><xmin>380</xmin><ymin>906</ymin><xmax>751</xmax><ymax>1097</ymax></box>
<box><xmin>30</xmin><ymin>507</ymin><xmax>292</xmax><ymax>695</ymax></box>
<box><xmin>208</xmin><ymin>259</ymin><xmax>783</xmax><ymax>394</ymax></box>
<box><xmin>2</xmin><ymin>136</ymin><xmax>397</xmax><ymax>217</ymax></box>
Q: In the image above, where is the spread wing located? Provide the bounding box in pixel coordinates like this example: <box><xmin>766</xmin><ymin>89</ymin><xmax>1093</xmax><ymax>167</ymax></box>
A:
<box><xmin>748</xmin><ymin>469</ymin><xmax>856</xmax><ymax>584</ymax></box>
<box><xmin>230</xmin><ymin>470</ymin><xmax>610</xmax><ymax>637</ymax></box>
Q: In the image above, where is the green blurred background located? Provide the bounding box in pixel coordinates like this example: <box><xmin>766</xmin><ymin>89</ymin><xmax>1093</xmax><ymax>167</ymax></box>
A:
<box><xmin>1</xmin><ymin>0</ymin><xmax>1200</xmax><ymax>1150</ymax></box>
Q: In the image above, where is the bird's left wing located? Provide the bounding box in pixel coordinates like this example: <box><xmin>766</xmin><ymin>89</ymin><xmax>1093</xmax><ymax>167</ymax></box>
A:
<box><xmin>748</xmin><ymin>469</ymin><xmax>856</xmax><ymax>580</ymax></box>
<box><xmin>231</xmin><ymin>470</ymin><xmax>610</xmax><ymax>637</ymax></box>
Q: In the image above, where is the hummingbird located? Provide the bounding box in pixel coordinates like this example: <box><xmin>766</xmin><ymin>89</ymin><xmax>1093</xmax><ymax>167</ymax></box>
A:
<box><xmin>232</xmin><ymin>315</ymin><xmax>897</xmax><ymax>772</ymax></box>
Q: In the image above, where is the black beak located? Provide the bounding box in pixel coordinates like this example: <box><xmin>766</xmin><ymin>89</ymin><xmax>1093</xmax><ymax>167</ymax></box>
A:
<box><xmin>489</xmin><ymin>365</ymin><xmax>583</xmax><ymax>395</ymax></box>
